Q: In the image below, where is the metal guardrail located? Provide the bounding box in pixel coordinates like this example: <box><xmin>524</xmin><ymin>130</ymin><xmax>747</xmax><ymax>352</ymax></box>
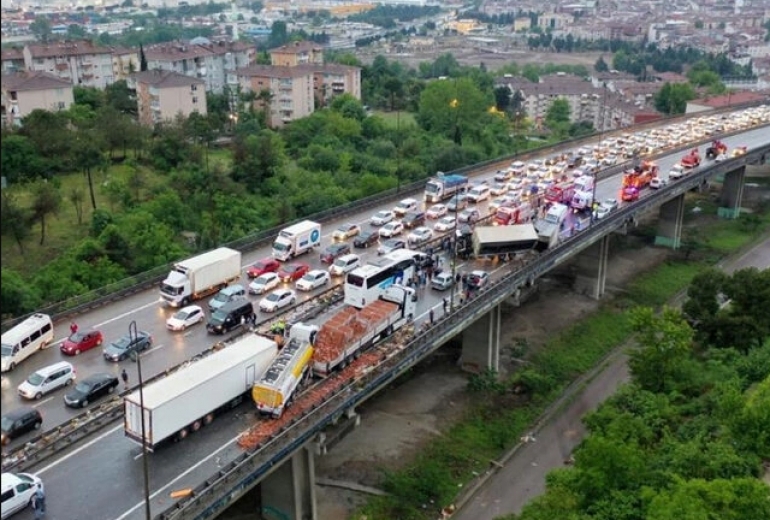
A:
<box><xmin>156</xmin><ymin>145</ymin><xmax>770</xmax><ymax>520</ymax></box>
<box><xmin>3</xmin><ymin>101</ymin><xmax>766</xmax><ymax>332</ymax></box>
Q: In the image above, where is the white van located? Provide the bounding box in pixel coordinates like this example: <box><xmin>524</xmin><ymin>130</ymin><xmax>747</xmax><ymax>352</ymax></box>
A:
<box><xmin>1</xmin><ymin>314</ymin><xmax>54</xmax><ymax>373</ymax></box>
<box><xmin>17</xmin><ymin>361</ymin><xmax>76</xmax><ymax>400</ymax></box>
<box><xmin>1</xmin><ymin>472</ymin><xmax>44</xmax><ymax>519</ymax></box>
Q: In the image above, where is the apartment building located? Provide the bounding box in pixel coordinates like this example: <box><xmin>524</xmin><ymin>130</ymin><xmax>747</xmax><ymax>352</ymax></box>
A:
<box><xmin>269</xmin><ymin>41</ymin><xmax>324</xmax><ymax>67</ymax></box>
<box><xmin>111</xmin><ymin>47</ymin><xmax>140</xmax><ymax>82</ymax></box>
<box><xmin>22</xmin><ymin>40</ymin><xmax>115</xmax><ymax>89</ymax></box>
<box><xmin>144</xmin><ymin>39</ymin><xmax>256</xmax><ymax>94</ymax></box>
<box><xmin>236</xmin><ymin>65</ymin><xmax>314</xmax><ymax>128</ymax></box>
<box><xmin>305</xmin><ymin>63</ymin><xmax>362</xmax><ymax>105</ymax></box>
<box><xmin>1</xmin><ymin>71</ymin><xmax>74</xmax><ymax>127</ymax></box>
<box><xmin>1</xmin><ymin>48</ymin><xmax>25</xmax><ymax>74</ymax></box>
<box><xmin>129</xmin><ymin>70</ymin><xmax>206</xmax><ymax>126</ymax></box>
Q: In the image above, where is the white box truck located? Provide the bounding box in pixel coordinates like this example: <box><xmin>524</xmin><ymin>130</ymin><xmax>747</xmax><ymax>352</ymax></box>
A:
<box><xmin>124</xmin><ymin>334</ymin><xmax>278</xmax><ymax>451</ymax></box>
<box><xmin>535</xmin><ymin>203</ymin><xmax>570</xmax><ymax>249</ymax></box>
<box><xmin>272</xmin><ymin>221</ymin><xmax>321</xmax><ymax>261</ymax></box>
<box><xmin>472</xmin><ymin>224</ymin><xmax>539</xmax><ymax>257</ymax></box>
<box><xmin>159</xmin><ymin>247</ymin><xmax>242</xmax><ymax>307</ymax></box>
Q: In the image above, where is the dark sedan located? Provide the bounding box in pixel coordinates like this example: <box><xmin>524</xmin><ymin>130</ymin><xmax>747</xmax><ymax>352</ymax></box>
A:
<box><xmin>320</xmin><ymin>243</ymin><xmax>351</xmax><ymax>264</ymax></box>
<box><xmin>353</xmin><ymin>230</ymin><xmax>379</xmax><ymax>248</ymax></box>
<box><xmin>64</xmin><ymin>373</ymin><xmax>119</xmax><ymax>408</ymax></box>
<box><xmin>103</xmin><ymin>331</ymin><xmax>153</xmax><ymax>362</ymax></box>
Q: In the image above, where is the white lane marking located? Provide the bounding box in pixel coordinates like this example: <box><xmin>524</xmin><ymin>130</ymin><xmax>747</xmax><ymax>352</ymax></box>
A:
<box><xmin>92</xmin><ymin>301</ymin><xmax>160</xmax><ymax>328</ymax></box>
<box><xmin>115</xmin><ymin>433</ymin><xmax>241</xmax><ymax>520</ymax></box>
<box><xmin>141</xmin><ymin>344</ymin><xmax>165</xmax><ymax>356</ymax></box>
<box><xmin>37</xmin><ymin>423</ymin><xmax>123</xmax><ymax>474</ymax></box>
<box><xmin>31</xmin><ymin>396</ymin><xmax>54</xmax><ymax>407</ymax></box>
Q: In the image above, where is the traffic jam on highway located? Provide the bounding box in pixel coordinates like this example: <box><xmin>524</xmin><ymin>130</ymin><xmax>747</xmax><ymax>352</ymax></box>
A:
<box><xmin>1</xmin><ymin>104</ymin><xmax>768</xmax><ymax>520</ymax></box>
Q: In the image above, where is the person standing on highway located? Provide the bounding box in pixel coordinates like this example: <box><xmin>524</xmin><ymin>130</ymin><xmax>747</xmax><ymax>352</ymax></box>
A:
<box><xmin>32</xmin><ymin>488</ymin><xmax>45</xmax><ymax>519</ymax></box>
<box><xmin>121</xmin><ymin>368</ymin><xmax>129</xmax><ymax>390</ymax></box>
<box><xmin>70</xmin><ymin>322</ymin><xmax>78</xmax><ymax>335</ymax></box>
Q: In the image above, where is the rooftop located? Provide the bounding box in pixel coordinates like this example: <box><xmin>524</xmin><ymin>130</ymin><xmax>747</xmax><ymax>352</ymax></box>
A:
<box><xmin>1</xmin><ymin>70</ymin><xmax>73</xmax><ymax>91</ymax></box>
<box><xmin>131</xmin><ymin>70</ymin><xmax>205</xmax><ymax>88</ymax></box>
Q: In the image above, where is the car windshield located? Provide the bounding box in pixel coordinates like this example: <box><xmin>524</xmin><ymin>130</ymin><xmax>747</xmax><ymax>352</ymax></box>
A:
<box><xmin>1</xmin><ymin>416</ymin><xmax>13</xmax><ymax>430</ymax></box>
<box><xmin>1</xmin><ymin>343</ymin><xmax>14</xmax><ymax>356</ymax></box>
<box><xmin>111</xmin><ymin>337</ymin><xmax>130</xmax><ymax>350</ymax></box>
<box><xmin>375</xmin><ymin>211</ymin><xmax>389</xmax><ymax>218</ymax></box>
<box><xmin>253</xmin><ymin>261</ymin><xmax>269</xmax><ymax>270</ymax></box>
<box><xmin>284</xmin><ymin>266</ymin><xmax>299</xmax><ymax>274</ymax></box>
<box><xmin>210</xmin><ymin>310</ymin><xmax>227</xmax><ymax>324</ymax></box>
<box><xmin>69</xmin><ymin>332</ymin><xmax>86</xmax><ymax>342</ymax></box>
<box><xmin>301</xmin><ymin>274</ymin><xmax>315</xmax><ymax>282</ymax></box>
<box><xmin>212</xmin><ymin>292</ymin><xmax>229</xmax><ymax>302</ymax></box>
<box><xmin>255</xmin><ymin>275</ymin><xmax>271</xmax><ymax>285</ymax></box>
<box><xmin>173</xmin><ymin>310</ymin><xmax>190</xmax><ymax>320</ymax></box>
<box><xmin>333</xmin><ymin>259</ymin><xmax>347</xmax><ymax>268</ymax></box>
<box><xmin>266</xmin><ymin>293</ymin><xmax>281</xmax><ymax>302</ymax></box>
<box><xmin>75</xmin><ymin>381</ymin><xmax>93</xmax><ymax>393</ymax></box>
<box><xmin>273</xmin><ymin>242</ymin><xmax>289</xmax><ymax>252</ymax></box>
<box><xmin>26</xmin><ymin>373</ymin><xmax>45</xmax><ymax>386</ymax></box>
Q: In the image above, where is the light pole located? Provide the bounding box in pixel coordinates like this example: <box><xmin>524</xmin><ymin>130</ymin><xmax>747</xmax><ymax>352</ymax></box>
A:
<box><xmin>129</xmin><ymin>320</ymin><xmax>151</xmax><ymax>520</ymax></box>
<box><xmin>450</xmin><ymin>212</ymin><xmax>458</xmax><ymax>311</ymax></box>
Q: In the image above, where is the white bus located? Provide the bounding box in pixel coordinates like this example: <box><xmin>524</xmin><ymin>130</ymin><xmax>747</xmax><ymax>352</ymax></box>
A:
<box><xmin>1</xmin><ymin>313</ymin><xmax>54</xmax><ymax>372</ymax></box>
<box><xmin>344</xmin><ymin>249</ymin><xmax>419</xmax><ymax>308</ymax></box>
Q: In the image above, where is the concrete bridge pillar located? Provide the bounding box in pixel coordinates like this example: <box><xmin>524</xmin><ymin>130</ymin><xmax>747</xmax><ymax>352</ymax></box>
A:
<box><xmin>572</xmin><ymin>234</ymin><xmax>610</xmax><ymax>299</ymax></box>
<box><xmin>459</xmin><ymin>303</ymin><xmax>501</xmax><ymax>373</ymax></box>
<box><xmin>654</xmin><ymin>194</ymin><xmax>685</xmax><ymax>249</ymax></box>
<box><xmin>261</xmin><ymin>444</ymin><xmax>317</xmax><ymax>520</ymax></box>
<box><xmin>718</xmin><ymin>165</ymin><xmax>745</xmax><ymax>219</ymax></box>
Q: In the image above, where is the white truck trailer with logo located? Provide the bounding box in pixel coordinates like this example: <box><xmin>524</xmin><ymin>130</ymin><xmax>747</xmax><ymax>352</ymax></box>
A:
<box><xmin>124</xmin><ymin>334</ymin><xmax>278</xmax><ymax>450</ymax></box>
<box><xmin>159</xmin><ymin>248</ymin><xmax>242</xmax><ymax>307</ymax></box>
<box><xmin>272</xmin><ymin>220</ymin><xmax>322</xmax><ymax>261</ymax></box>
<box><xmin>251</xmin><ymin>324</ymin><xmax>318</xmax><ymax>418</ymax></box>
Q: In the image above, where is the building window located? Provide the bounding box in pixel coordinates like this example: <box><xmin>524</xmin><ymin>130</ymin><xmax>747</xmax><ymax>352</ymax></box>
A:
<box><xmin>56</xmin><ymin>102</ymin><xmax>66</xmax><ymax>110</ymax></box>
<box><xmin>192</xmin><ymin>97</ymin><xmax>198</xmax><ymax>104</ymax></box>
<box><xmin>191</xmin><ymin>84</ymin><xmax>198</xmax><ymax>91</ymax></box>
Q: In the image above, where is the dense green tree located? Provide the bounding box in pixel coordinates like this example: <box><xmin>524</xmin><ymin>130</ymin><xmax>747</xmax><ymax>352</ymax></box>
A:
<box><xmin>29</xmin><ymin>16</ymin><xmax>52</xmax><ymax>42</ymax></box>
<box><xmin>646</xmin><ymin>477</ymin><xmax>770</xmax><ymax>520</ymax></box>
<box><xmin>105</xmin><ymin>80</ymin><xmax>137</xmax><ymax>115</ymax></box>
<box><xmin>231</xmin><ymin>130</ymin><xmax>287</xmax><ymax>193</ymax></box>
<box><xmin>417</xmin><ymin>77</ymin><xmax>490</xmax><ymax>144</ymax></box>
<box><xmin>30</xmin><ymin>181</ymin><xmax>62</xmax><ymax>245</ymax></box>
<box><xmin>0</xmin><ymin>193</ymin><xmax>33</xmax><ymax>254</ymax></box>
<box><xmin>594</xmin><ymin>56</ymin><xmax>609</xmax><ymax>72</ymax></box>
<box><xmin>1</xmin><ymin>268</ymin><xmax>41</xmax><ymax>318</ymax></box>
<box><xmin>73</xmin><ymin>86</ymin><xmax>105</xmax><ymax>110</ymax></box>
<box><xmin>1</xmin><ymin>134</ymin><xmax>47</xmax><ymax>183</ymax></box>
<box><xmin>653</xmin><ymin>82</ymin><xmax>697</xmax><ymax>114</ymax></box>
<box><xmin>20</xmin><ymin>110</ymin><xmax>72</xmax><ymax>167</ymax></box>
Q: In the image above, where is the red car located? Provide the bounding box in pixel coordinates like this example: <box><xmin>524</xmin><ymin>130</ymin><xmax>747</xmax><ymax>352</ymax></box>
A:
<box><xmin>247</xmin><ymin>258</ymin><xmax>280</xmax><ymax>279</ymax></box>
<box><xmin>60</xmin><ymin>329</ymin><xmax>104</xmax><ymax>356</ymax></box>
<box><xmin>621</xmin><ymin>187</ymin><xmax>640</xmax><ymax>202</ymax></box>
<box><xmin>277</xmin><ymin>263</ymin><xmax>310</xmax><ymax>283</ymax></box>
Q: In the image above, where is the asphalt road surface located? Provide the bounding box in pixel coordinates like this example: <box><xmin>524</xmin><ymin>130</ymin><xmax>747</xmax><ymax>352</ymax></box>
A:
<box><xmin>453</xmin><ymin>235</ymin><xmax>770</xmax><ymax>520</ymax></box>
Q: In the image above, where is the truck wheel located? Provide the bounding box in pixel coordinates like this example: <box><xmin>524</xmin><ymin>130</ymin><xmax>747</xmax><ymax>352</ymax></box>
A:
<box><xmin>182</xmin><ymin>297</ymin><xmax>190</xmax><ymax>306</ymax></box>
<box><xmin>203</xmin><ymin>414</ymin><xmax>214</xmax><ymax>426</ymax></box>
<box><xmin>177</xmin><ymin>428</ymin><xmax>189</xmax><ymax>441</ymax></box>
<box><xmin>191</xmin><ymin>420</ymin><xmax>202</xmax><ymax>432</ymax></box>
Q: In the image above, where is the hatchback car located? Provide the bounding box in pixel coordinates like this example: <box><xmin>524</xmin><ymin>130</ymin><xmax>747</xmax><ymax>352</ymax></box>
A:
<box><xmin>332</xmin><ymin>223</ymin><xmax>361</xmax><ymax>241</ymax></box>
<box><xmin>329</xmin><ymin>254</ymin><xmax>361</xmax><ymax>277</ymax></box>
<box><xmin>490</xmin><ymin>182</ymin><xmax>508</xmax><ymax>196</ymax></box>
<box><xmin>393</xmin><ymin>198</ymin><xmax>419</xmax><ymax>217</ymax></box>
<box><xmin>434</xmin><ymin>216</ymin><xmax>457</xmax><ymax>233</ymax></box>
<box><xmin>1</xmin><ymin>472</ymin><xmax>44</xmax><ymax>519</ymax></box>
<box><xmin>320</xmin><ymin>243</ymin><xmax>351</xmax><ymax>264</ymax></box>
<box><xmin>259</xmin><ymin>289</ymin><xmax>297</xmax><ymax>312</ymax></box>
<box><xmin>277</xmin><ymin>263</ymin><xmax>310</xmax><ymax>283</ymax></box>
<box><xmin>296</xmin><ymin>270</ymin><xmax>331</xmax><ymax>292</ymax></box>
<box><xmin>60</xmin><ymin>329</ymin><xmax>103</xmax><ymax>356</ymax></box>
<box><xmin>378</xmin><ymin>238</ymin><xmax>406</xmax><ymax>256</ymax></box>
<box><xmin>458</xmin><ymin>208</ymin><xmax>480</xmax><ymax>224</ymax></box>
<box><xmin>17</xmin><ymin>361</ymin><xmax>75</xmax><ymax>400</ymax></box>
<box><xmin>447</xmin><ymin>195</ymin><xmax>469</xmax><ymax>213</ymax></box>
<box><xmin>649</xmin><ymin>176</ymin><xmax>668</xmax><ymax>190</ymax></box>
<box><xmin>602</xmin><ymin>198</ymin><xmax>619</xmax><ymax>211</ymax></box>
<box><xmin>431</xmin><ymin>272</ymin><xmax>454</xmax><ymax>291</ymax></box>
<box><xmin>1</xmin><ymin>408</ymin><xmax>42</xmax><ymax>445</ymax></box>
<box><xmin>208</xmin><ymin>284</ymin><xmax>246</xmax><ymax>312</ymax></box>
<box><xmin>166</xmin><ymin>305</ymin><xmax>205</xmax><ymax>331</ymax></box>
<box><xmin>63</xmin><ymin>373</ymin><xmax>119</xmax><ymax>408</ymax></box>
<box><xmin>248</xmin><ymin>272</ymin><xmax>280</xmax><ymax>295</ymax></box>
<box><xmin>379</xmin><ymin>221</ymin><xmax>404</xmax><ymax>238</ymax></box>
<box><xmin>407</xmin><ymin>227</ymin><xmax>434</xmax><ymax>247</ymax></box>
<box><xmin>466</xmin><ymin>185</ymin><xmax>491</xmax><ymax>203</ymax></box>
<box><xmin>246</xmin><ymin>258</ymin><xmax>280</xmax><ymax>279</ymax></box>
<box><xmin>426</xmin><ymin>204</ymin><xmax>448</xmax><ymax>219</ymax></box>
<box><xmin>103</xmin><ymin>331</ymin><xmax>153</xmax><ymax>362</ymax></box>
<box><xmin>466</xmin><ymin>270</ymin><xmax>490</xmax><ymax>290</ymax></box>
<box><xmin>353</xmin><ymin>230</ymin><xmax>379</xmax><ymax>248</ymax></box>
<box><xmin>370</xmin><ymin>210</ymin><xmax>395</xmax><ymax>226</ymax></box>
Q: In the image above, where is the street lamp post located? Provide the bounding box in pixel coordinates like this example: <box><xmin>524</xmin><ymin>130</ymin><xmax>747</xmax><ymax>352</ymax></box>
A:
<box><xmin>129</xmin><ymin>320</ymin><xmax>151</xmax><ymax>520</ymax></box>
<box><xmin>450</xmin><ymin>213</ymin><xmax>458</xmax><ymax>311</ymax></box>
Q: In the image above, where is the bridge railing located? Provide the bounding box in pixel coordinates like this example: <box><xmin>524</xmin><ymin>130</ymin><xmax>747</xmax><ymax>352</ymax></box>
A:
<box><xmin>3</xmin><ymin>101</ymin><xmax>766</xmax><ymax>332</ymax></box>
<box><xmin>156</xmin><ymin>145</ymin><xmax>770</xmax><ymax>520</ymax></box>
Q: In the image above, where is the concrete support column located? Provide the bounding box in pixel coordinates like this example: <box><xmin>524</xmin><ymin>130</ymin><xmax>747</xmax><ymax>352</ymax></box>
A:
<box><xmin>654</xmin><ymin>194</ymin><xmax>685</xmax><ymax>249</ymax></box>
<box><xmin>718</xmin><ymin>166</ymin><xmax>745</xmax><ymax>219</ymax></box>
<box><xmin>459</xmin><ymin>303</ymin><xmax>501</xmax><ymax>373</ymax></box>
<box><xmin>261</xmin><ymin>445</ymin><xmax>317</xmax><ymax>520</ymax></box>
<box><xmin>572</xmin><ymin>234</ymin><xmax>610</xmax><ymax>299</ymax></box>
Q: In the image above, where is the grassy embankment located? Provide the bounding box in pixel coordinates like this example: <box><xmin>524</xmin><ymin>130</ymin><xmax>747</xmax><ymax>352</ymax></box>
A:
<box><xmin>357</xmin><ymin>195</ymin><xmax>770</xmax><ymax>520</ymax></box>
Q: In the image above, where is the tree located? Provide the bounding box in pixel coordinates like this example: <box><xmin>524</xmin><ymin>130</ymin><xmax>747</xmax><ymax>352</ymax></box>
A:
<box><xmin>654</xmin><ymin>82</ymin><xmax>696</xmax><ymax>115</ymax></box>
<box><xmin>69</xmin><ymin>187</ymin><xmax>86</xmax><ymax>225</ymax></box>
<box><xmin>105</xmin><ymin>80</ymin><xmax>137</xmax><ymax>115</ymax></box>
<box><xmin>628</xmin><ymin>306</ymin><xmax>693</xmax><ymax>393</ymax></box>
<box><xmin>139</xmin><ymin>43</ymin><xmax>148</xmax><ymax>71</ymax></box>
<box><xmin>20</xmin><ymin>110</ymin><xmax>72</xmax><ymax>167</ymax></box>
<box><xmin>73</xmin><ymin>86</ymin><xmax>104</xmax><ymax>110</ymax></box>
<box><xmin>1</xmin><ymin>269</ymin><xmax>41</xmax><ymax>318</ymax></box>
<box><xmin>416</xmin><ymin>77</ymin><xmax>491</xmax><ymax>144</ymax></box>
<box><xmin>231</xmin><ymin>130</ymin><xmax>287</xmax><ymax>193</ymax></box>
<box><xmin>29</xmin><ymin>16</ymin><xmax>52</xmax><ymax>43</ymax></box>
<box><xmin>73</xmin><ymin>133</ymin><xmax>106</xmax><ymax>209</ymax></box>
<box><xmin>647</xmin><ymin>478</ymin><xmax>770</xmax><ymax>520</ymax></box>
<box><xmin>494</xmin><ymin>86</ymin><xmax>511</xmax><ymax>112</ymax></box>
<box><xmin>594</xmin><ymin>56</ymin><xmax>609</xmax><ymax>72</ymax></box>
<box><xmin>30</xmin><ymin>181</ymin><xmax>62</xmax><ymax>245</ymax></box>
<box><xmin>0</xmin><ymin>193</ymin><xmax>33</xmax><ymax>254</ymax></box>
<box><xmin>1</xmin><ymin>134</ymin><xmax>47</xmax><ymax>183</ymax></box>
<box><xmin>545</xmin><ymin>98</ymin><xmax>571</xmax><ymax>138</ymax></box>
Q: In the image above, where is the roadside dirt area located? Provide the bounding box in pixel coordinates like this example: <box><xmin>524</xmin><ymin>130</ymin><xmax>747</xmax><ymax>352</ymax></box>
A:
<box><xmin>315</xmin><ymin>240</ymin><xmax>670</xmax><ymax>519</ymax></box>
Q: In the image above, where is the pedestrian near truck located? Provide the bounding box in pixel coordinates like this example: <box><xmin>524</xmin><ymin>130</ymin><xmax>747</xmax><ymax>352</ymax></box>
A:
<box><xmin>121</xmin><ymin>368</ymin><xmax>129</xmax><ymax>390</ymax></box>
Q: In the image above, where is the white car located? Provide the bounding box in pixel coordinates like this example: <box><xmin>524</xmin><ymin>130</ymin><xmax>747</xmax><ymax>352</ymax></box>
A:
<box><xmin>166</xmin><ymin>305</ymin><xmax>205</xmax><ymax>331</ymax></box>
<box><xmin>490</xmin><ymin>182</ymin><xmax>508</xmax><ymax>196</ymax></box>
<box><xmin>394</xmin><ymin>198</ymin><xmax>419</xmax><ymax>216</ymax></box>
<box><xmin>649</xmin><ymin>177</ymin><xmax>668</xmax><ymax>190</ymax></box>
<box><xmin>669</xmin><ymin>164</ymin><xmax>686</xmax><ymax>180</ymax></box>
<box><xmin>595</xmin><ymin>204</ymin><xmax>613</xmax><ymax>220</ymax></box>
<box><xmin>379</xmin><ymin>221</ymin><xmax>404</xmax><ymax>238</ymax></box>
<box><xmin>602</xmin><ymin>198</ymin><xmax>619</xmax><ymax>211</ymax></box>
<box><xmin>434</xmin><ymin>216</ymin><xmax>457</xmax><ymax>232</ymax></box>
<box><xmin>426</xmin><ymin>204</ymin><xmax>448</xmax><ymax>219</ymax></box>
<box><xmin>259</xmin><ymin>289</ymin><xmax>296</xmax><ymax>312</ymax></box>
<box><xmin>249</xmin><ymin>272</ymin><xmax>280</xmax><ymax>295</ymax></box>
<box><xmin>1</xmin><ymin>473</ymin><xmax>44</xmax><ymax>519</ymax></box>
<box><xmin>370</xmin><ymin>210</ymin><xmax>395</xmax><ymax>226</ymax></box>
<box><xmin>466</xmin><ymin>185</ymin><xmax>491</xmax><ymax>203</ymax></box>
<box><xmin>714</xmin><ymin>153</ymin><xmax>727</xmax><ymax>162</ymax></box>
<box><xmin>296</xmin><ymin>270</ymin><xmax>330</xmax><ymax>292</ymax></box>
<box><xmin>407</xmin><ymin>226</ymin><xmax>433</xmax><ymax>246</ymax></box>
<box><xmin>329</xmin><ymin>254</ymin><xmax>361</xmax><ymax>276</ymax></box>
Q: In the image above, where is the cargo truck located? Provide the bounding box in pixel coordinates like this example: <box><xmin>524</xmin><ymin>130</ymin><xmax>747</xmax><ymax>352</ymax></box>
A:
<box><xmin>534</xmin><ymin>203</ymin><xmax>570</xmax><ymax>249</ymax></box>
<box><xmin>494</xmin><ymin>202</ymin><xmax>534</xmax><ymax>226</ymax></box>
<box><xmin>124</xmin><ymin>334</ymin><xmax>278</xmax><ymax>451</ymax></box>
<box><xmin>544</xmin><ymin>181</ymin><xmax>576</xmax><ymax>205</ymax></box>
<box><xmin>313</xmin><ymin>285</ymin><xmax>416</xmax><ymax>377</ymax></box>
<box><xmin>472</xmin><ymin>224</ymin><xmax>539</xmax><ymax>257</ymax></box>
<box><xmin>159</xmin><ymin>248</ymin><xmax>242</xmax><ymax>307</ymax></box>
<box><xmin>424</xmin><ymin>173</ymin><xmax>469</xmax><ymax>203</ymax></box>
<box><xmin>570</xmin><ymin>175</ymin><xmax>595</xmax><ymax>212</ymax></box>
<box><xmin>272</xmin><ymin>221</ymin><xmax>322</xmax><ymax>262</ymax></box>
<box><xmin>251</xmin><ymin>324</ymin><xmax>318</xmax><ymax>418</ymax></box>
